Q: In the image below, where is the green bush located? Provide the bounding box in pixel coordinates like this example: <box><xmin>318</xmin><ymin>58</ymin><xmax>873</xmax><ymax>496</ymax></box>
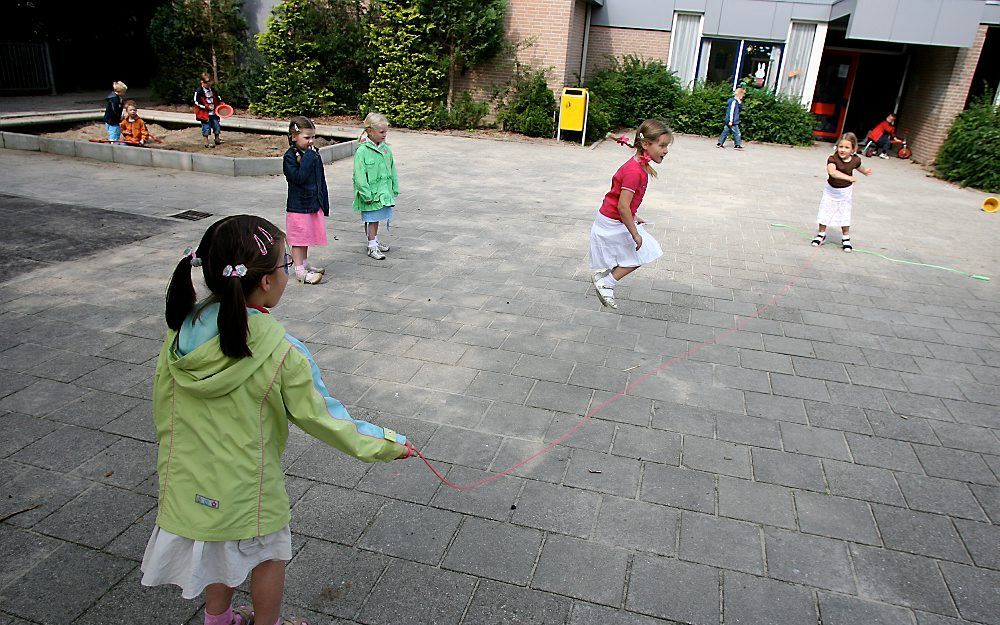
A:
<box><xmin>494</xmin><ymin>65</ymin><xmax>556</xmax><ymax>137</ymax></box>
<box><xmin>433</xmin><ymin>92</ymin><xmax>490</xmax><ymax>129</ymax></box>
<box><xmin>361</xmin><ymin>0</ymin><xmax>446</xmax><ymax>128</ymax></box>
<box><xmin>671</xmin><ymin>81</ymin><xmax>731</xmax><ymax>136</ymax></box>
<box><xmin>586</xmin><ymin>55</ymin><xmax>683</xmax><ymax>127</ymax></box>
<box><xmin>584</xmin><ymin>93</ymin><xmax>612</xmax><ymax>144</ymax></box>
<box><xmin>254</xmin><ymin>0</ymin><xmax>369</xmax><ymax>116</ymax></box>
<box><xmin>739</xmin><ymin>85</ymin><xmax>815</xmax><ymax>146</ymax></box>
<box><xmin>936</xmin><ymin>95</ymin><xmax>1000</xmax><ymax>193</ymax></box>
<box><xmin>149</xmin><ymin>0</ymin><xmax>246</xmax><ymax>103</ymax></box>
<box><xmin>216</xmin><ymin>45</ymin><xmax>264</xmax><ymax>109</ymax></box>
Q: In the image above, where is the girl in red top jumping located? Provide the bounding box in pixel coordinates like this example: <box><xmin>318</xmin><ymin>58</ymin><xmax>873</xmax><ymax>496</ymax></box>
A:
<box><xmin>589</xmin><ymin>119</ymin><xmax>672</xmax><ymax>310</ymax></box>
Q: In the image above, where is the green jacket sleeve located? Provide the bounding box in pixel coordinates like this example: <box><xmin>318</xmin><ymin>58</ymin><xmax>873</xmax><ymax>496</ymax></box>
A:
<box><xmin>389</xmin><ymin>147</ymin><xmax>399</xmax><ymax>197</ymax></box>
<box><xmin>280</xmin><ymin>337</ymin><xmax>404</xmax><ymax>462</ymax></box>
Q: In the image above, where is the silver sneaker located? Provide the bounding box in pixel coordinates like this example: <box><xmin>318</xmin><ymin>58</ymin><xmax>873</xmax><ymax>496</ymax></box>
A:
<box><xmin>376</xmin><ymin>241</ymin><xmax>390</xmax><ymax>253</ymax></box>
<box><xmin>593</xmin><ymin>277</ymin><xmax>617</xmax><ymax>309</ymax></box>
<box><xmin>366</xmin><ymin>246</ymin><xmax>386</xmax><ymax>260</ymax></box>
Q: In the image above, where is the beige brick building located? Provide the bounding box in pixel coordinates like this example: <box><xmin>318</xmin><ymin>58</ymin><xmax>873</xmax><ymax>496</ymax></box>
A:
<box><xmin>454</xmin><ymin>0</ymin><xmax>1000</xmax><ymax>163</ymax></box>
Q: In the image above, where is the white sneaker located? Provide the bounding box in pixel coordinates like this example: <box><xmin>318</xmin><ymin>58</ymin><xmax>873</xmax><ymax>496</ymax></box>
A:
<box><xmin>879</xmin><ymin>153</ymin><xmax>889</xmax><ymax>159</ymax></box>
<box><xmin>304</xmin><ymin>261</ymin><xmax>325</xmax><ymax>274</ymax></box>
<box><xmin>376</xmin><ymin>241</ymin><xmax>390</xmax><ymax>253</ymax></box>
<box><xmin>593</xmin><ymin>277</ymin><xmax>617</xmax><ymax>309</ymax></box>
<box><xmin>366</xmin><ymin>246</ymin><xmax>386</xmax><ymax>260</ymax></box>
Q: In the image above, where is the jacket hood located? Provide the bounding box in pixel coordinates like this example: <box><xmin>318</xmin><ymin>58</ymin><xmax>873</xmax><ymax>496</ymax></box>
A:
<box><xmin>165</xmin><ymin>303</ymin><xmax>287</xmax><ymax>399</ymax></box>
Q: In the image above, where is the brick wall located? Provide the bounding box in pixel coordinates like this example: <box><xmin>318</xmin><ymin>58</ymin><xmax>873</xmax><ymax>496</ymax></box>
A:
<box><xmin>898</xmin><ymin>24</ymin><xmax>988</xmax><ymax>164</ymax></box>
<box><xmin>453</xmin><ymin>0</ymin><xmax>582</xmax><ymax>100</ymax></box>
<box><xmin>583</xmin><ymin>25</ymin><xmax>671</xmax><ymax>81</ymax></box>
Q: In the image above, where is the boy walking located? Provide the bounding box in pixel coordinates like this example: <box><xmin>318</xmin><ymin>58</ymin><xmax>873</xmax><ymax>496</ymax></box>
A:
<box><xmin>717</xmin><ymin>87</ymin><xmax>745</xmax><ymax>150</ymax></box>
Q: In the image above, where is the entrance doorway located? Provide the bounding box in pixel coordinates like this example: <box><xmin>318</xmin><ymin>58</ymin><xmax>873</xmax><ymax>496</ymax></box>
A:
<box><xmin>811</xmin><ymin>51</ymin><xmax>858</xmax><ymax>139</ymax></box>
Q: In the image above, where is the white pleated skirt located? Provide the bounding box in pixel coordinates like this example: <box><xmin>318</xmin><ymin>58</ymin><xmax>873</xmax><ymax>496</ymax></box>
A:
<box><xmin>140</xmin><ymin>525</ymin><xmax>292</xmax><ymax>599</ymax></box>
<box><xmin>589</xmin><ymin>213</ymin><xmax>663</xmax><ymax>270</ymax></box>
<box><xmin>816</xmin><ymin>183</ymin><xmax>853</xmax><ymax>227</ymax></box>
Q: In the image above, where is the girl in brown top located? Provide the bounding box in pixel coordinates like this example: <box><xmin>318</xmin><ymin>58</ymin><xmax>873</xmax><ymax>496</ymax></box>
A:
<box><xmin>812</xmin><ymin>132</ymin><xmax>872</xmax><ymax>252</ymax></box>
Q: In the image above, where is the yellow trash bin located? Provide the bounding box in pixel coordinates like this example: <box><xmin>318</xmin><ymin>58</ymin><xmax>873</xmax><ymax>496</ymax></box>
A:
<box><xmin>558</xmin><ymin>87</ymin><xmax>589</xmax><ymax>144</ymax></box>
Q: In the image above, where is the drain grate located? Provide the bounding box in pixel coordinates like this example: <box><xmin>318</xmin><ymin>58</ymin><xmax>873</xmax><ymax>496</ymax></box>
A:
<box><xmin>169</xmin><ymin>210</ymin><xmax>213</xmax><ymax>221</ymax></box>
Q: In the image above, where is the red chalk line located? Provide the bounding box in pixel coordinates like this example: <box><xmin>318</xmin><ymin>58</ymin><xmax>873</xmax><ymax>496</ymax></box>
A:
<box><xmin>413</xmin><ymin>245</ymin><xmax>820</xmax><ymax>490</ymax></box>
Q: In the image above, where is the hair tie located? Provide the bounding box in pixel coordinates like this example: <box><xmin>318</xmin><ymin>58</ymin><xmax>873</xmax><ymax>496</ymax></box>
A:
<box><xmin>638</xmin><ymin>153</ymin><xmax>653</xmax><ymax>166</ymax></box>
<box><xmin>222</xmin><ymin>264</ymin><xmax>247</xmax><ymax>278</ymax></box>
<box><xmin>638</xmin><ymin>132</ymin><xmax>645</xmax><ymax>140</ymax></box>
<box><xmin>183</xmin><ymin>247</ymin><xmax>202</xmax><ymax>267</ymax></box>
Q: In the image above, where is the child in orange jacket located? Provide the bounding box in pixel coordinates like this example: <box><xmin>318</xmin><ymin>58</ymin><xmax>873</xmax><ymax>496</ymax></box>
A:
<box><xmin>119</xmin><ymin>100</ymin><xmax>151</xmax><ymax>145</ymax></box>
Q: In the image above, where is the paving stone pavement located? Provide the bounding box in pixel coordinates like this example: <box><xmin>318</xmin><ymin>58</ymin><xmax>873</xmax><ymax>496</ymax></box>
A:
<box><xmin>0</xmin><ymin>122</ymin><xmax>998</xmax><ymax>625</ymax></box>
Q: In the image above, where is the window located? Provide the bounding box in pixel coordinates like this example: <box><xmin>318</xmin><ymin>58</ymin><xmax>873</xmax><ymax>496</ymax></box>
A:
<box><xmin>668</xmin><ymin>12</ymin><xmax>703</xmax><ymax>89</ymax></box>
<box><xmin>696</xmin><ymin>38</ymin><xmax>783</xmax><ymax>90</ymax></box>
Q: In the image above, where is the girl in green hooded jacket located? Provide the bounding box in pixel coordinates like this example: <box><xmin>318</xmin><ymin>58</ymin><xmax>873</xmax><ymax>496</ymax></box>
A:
<box><xmin>142</xmin><ymin>215</ymin><xmax>414</xmax><ymax>625</ymax></box>
<box><xmin>353</xmin><ymin>112</ymin><xmax>398</xmax><ymax>260</ymax></box>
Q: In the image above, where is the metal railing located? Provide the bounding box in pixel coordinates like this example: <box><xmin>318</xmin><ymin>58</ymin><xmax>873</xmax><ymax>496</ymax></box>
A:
<box><xmin>0</xmin><ymin>42</ymin><xmax>56</xmax><ymax>94</ymax></box>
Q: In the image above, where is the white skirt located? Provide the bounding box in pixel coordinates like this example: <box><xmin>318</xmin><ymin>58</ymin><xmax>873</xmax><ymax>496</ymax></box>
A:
<box><xmin>816</xmin><ymin>183</ymin><xmax>853</xmax><ymax>227</ymax></box>
<box><xmin>140</xmin><ymin>525</ymin><xmax>292</xmax><ymax>599</ymax></box>
<box><xmin>589</xmin><ymin>213</ymin><xmax>663</xmax><ymax>270</ymax></box>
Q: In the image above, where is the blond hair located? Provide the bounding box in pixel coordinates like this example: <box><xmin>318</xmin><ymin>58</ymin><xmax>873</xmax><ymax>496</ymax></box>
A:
<box><xmin>360</xmin><ymin>112</ymin><xmax>389</xmax><ymax>141</ymax></box>
<box><xmin>735</xmin><ymin>87</ymin><xmax>746</xmax><ymax>97</ymax></box>
<box><xmin>112</xmin><ymin>81</ymin><xmax>128</xmax><ymax>93</ymax></box>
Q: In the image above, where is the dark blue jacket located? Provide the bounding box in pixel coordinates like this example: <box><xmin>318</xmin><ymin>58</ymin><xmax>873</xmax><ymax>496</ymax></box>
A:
<box><xmin>724</xmin><ymin>97</ymin><xmax>742</xmax><ymax>125</ymax></box>
<box><xmin>104</xmin><ymin>92</ymin><xmax>124</xmax><ymax>125</ymax></box>
<box><xmin>283</xmin><ymin>147</ymin><xmax>330</xmax><ymax>216</ymax></box>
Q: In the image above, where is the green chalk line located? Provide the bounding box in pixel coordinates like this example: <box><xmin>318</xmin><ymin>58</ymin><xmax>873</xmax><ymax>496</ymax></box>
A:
<box><xmin>770</xmin><ymin>223</ymin><xmax>991</xmax><ymax>282</ymax></box>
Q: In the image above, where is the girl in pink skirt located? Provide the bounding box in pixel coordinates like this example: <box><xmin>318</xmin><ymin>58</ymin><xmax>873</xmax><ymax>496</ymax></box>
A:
<box><xmin>283</xmin><ymin>116</ymin><xmax>329</xmax><ymax>284</ymax></box>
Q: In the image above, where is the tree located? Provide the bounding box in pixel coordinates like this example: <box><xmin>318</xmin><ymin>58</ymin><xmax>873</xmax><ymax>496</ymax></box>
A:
<box><xmin>362</xmin><ymin>0</ymin><xmax>445</xmax><ymax>128</ymax></box>
<box><xmin>417</xmin><ymin>0</ymin><xmax>506</xmax><ymax>109</ymax></box>
<box><xmin>254</xmin><ymin>0</ymin><xmax>369</xmax><ymax>116</ymax></box>
<box><xmin>149</xmin><ymin>0</ymin><xmax>246</xmax><ymax>102</ymax></box>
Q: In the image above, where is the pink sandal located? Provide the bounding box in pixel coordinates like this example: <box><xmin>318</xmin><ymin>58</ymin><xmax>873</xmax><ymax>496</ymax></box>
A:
<box><xmin>233</xmin><ymin>607</ymin><xmax>254</xmax><ymax>625</ymax></box>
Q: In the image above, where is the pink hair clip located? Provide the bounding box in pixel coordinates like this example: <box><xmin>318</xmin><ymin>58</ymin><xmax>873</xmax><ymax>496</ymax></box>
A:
<box><xmin>638</xmin><ymin>153</ymin><xmax>653</xmax><ymax>165</ymax></box>
<box><xmin>616</xmin><ymin>134</ymin><xmax>629</xmax><ymax>146</ymax></box>
<box><xmin>222</xmin><ymin>264</ymin><xmax>247</xmax><ymax>278</ymax></box>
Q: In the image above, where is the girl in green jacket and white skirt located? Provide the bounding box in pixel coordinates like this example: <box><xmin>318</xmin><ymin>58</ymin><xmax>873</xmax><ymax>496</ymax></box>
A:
<box><xmin>353</xmin><ymin>112</ymin><xmax>398</xmax><ymax>260</ymax></box>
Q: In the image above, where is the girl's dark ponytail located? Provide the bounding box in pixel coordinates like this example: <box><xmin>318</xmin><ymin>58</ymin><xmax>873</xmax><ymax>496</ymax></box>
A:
<box><xmin>218</xmin><ymin>270</ymin><xmax>252</xmax><ymax>359</ymax></box>
<box><xmin>165</xmin><ymin>255</ymin><xmax>197</xmax><ymax>331</ymax></box>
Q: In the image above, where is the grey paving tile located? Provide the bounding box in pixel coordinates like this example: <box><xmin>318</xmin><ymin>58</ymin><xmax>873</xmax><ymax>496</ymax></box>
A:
<box><xmin>11</xmin><ymin>424</ymin><xmax>117</xmax><ymax>472</ymax></box>
<box><xmin>827</xmin><ymin>381</ymin><xmax>891</xmax><ymax>411</ymax></box>
<box><xmin>358</xmin><ymin>499</ymin><xmax>461</xmax><ymax>565</ymax></box>
<box><xmin>716</xmin><ymin>413</ymin><xmax>782</xmax><ymax>449</ymax></box>
<box><xmin>791</xmin><ymin>356</ymin><xmax>850</xmax><ymax>382</ymax></box>
<box><xmin>532</xmin><ymin>533</ymin><xmax>628</xmax><ymax>606</ymax></box>
<box><xmin>46</xmin><ymin>389</ymin><xmax>142</xmax><ymax>429</ymax></box>
<box><xmin>900</xmin><ymin>373</ymin><xmax>966</xmax><ymax>401</ymax></box>
<box><xmin>970</xmin><ymin>484</ymin><xmax>1000</xmax><ymax>524</ymax></box>
<box><xmin>527</xmin><ymin>381</ymin><xmax>593</xmax><ymax>415</ymax></box>
<box><xmin>545</xmin><ymin>411</ymin><xmax>615</xmax><ymax>452</ymax></box>
<box><xmin>431</xmin><ymin>465</ymin><xmax>522</xmax><ymax>521</ymax></box>
<box><xmin>74</xmin><ymin>361</ymin><xmax>153</xmax><ymax>394</ymax></box>
<box><xmin>846</xmin><ymin>433</ymin><xmax>922</xmax><ymax>473</ymax></box>
<box><xmin>866</xmin><ymin>410</ymin><xmax>941</xmax><ymax>445</ymax></box>
<box><xmin>896</xmin><ymin>473</ymin><xmax>989</xmax><ymax>521</ymax></box>
<box><xmin>0</xmin><ymin>378</ymin><xmax>87</xmax><ymax>416</ymax></box>
<box><xmin>718</xmin><ymin>476</ymin><xmax>795</xmax><ymax>529</ymax></box>
<box><xmin>813</xmin><ymin>341</ymin><xmax>868</xmax><ymax>364</ymax></box>
<box><xmin>359</xmin><ymin>558</ymin><xmax>476</xmax><ymax>625</ymax></box>
<box><xmin>953</xmin><ymin>518</ymin><xmax>1000</xmax><ymax>570</ymax></box>
<box><xmin>779</xmin><ymin>422</ymin><xmax>851</xmax><ymax>460</ymax></box>
<box><xmin>795</xmin><ymin>491</ymin><xmax>880</xmax><ymax>544</ymax></box>
<box><xmin>465</xmin><ymin>579</ymin><xmax>573</xmax><ymax>625</ymax></box>
<box><xmin>568</xmin><ymin>602</ymin><xmax>672</xmax><ymax>625</ymax></box>
<box><xmin>490</xmin><ymin>438</ymin><xmax>570</xmax><ymax>483</ymax></box>
<box><xmin>943</xmin><ymin>398</ymin><xmax>998</xmax><ymax>427</ymax></box>
<box><xmin>413</xmin><ymin>390</ymin><xmax>491</xmax><ymax>428</ymax></box>
<box><xmin>32</xmin><ymin>483</ymin><xmax>153</xmax><ymax>548</ymax></box>
<box><xmin>852</xmin><ymin>544</ymin><xmax>958</xmax><ymax>616</ymax></box>
<box><xmin>804</xmin><ymin>400</ymin><xmax>872</xmax><ymax>434</ymax></box>
<box><xmin>611</xmin><ymin>424</ymin><xmax>681</xmax><ymax>464</ymax></box>
<box><xmin>441</xmin><ymin>517</ymin><xmax>542</xmax><ymax>585</ymax></box>
<box><xmin>823</xmin><ymin>459</ymin><xmax>906</xmax><ymax>505</ymax></box>
<box><xmin>286</xmin><ymin>439</ymin><xmax>373</xmax><ymax>488</ymax></box>
<box><xmin>291</xmin><ymin>483</ymin><xmax>385</xmax><ymax>545</ymax></box>
<box><xmin>872</xmin><ymin>504</ymin><xmax>971</xmax><ymax>563</ymax></box>
<box><xmin>681</xmin><ymin>436</ymin><xmax>751</xmax><ymax>478</ymax></box>
<box><xmin>0</xmin><ymin>542</ymin><xmax>134</xmax><ymax>623</ymax></box>
<box><xmin>651</xmin><ymin>401</ymin><xmax>717</xmax><ymax>436</ymax></box>
<box><xmin>71</xmin><ymin>568</ymin><xmax>200</xmax><ymax>625</ymax></box>
<box><xmin>24</xmin><ymin>350</ymin><xmax>109</xmax><ymax>383</ymax></box>
<box><xmin>477</xmin><ymin>401</ymin><xmax>552</xmax><ymax>441</ymax></box>
<box><xmin>639</xmin><ymin>464</ymin><xmax>716</xmax><ymax>513</ymax></box>
<box><xmin>354</xmin><ymin>353</ymin><xmax>423</xmax><ymax>383</ymax></box>
<box><xmin>764</xmin><ymin>527</ymin><xmax>855</xmax><ymax>593</ymax></box>
<box><xmin>723</xmin><ymin>570</ymin><xmax>817</xmax><ymax>625</ymax></box>
<box><xmin>421</xmin><ymin>425</ymin><xmax>503</xmax><ymax>470</ymax></box>
<box><xmin>0</xmin><ymin>371</ymin><xmax>35</xmax><ymax>401</ymax></box>
<box><xmin>569</xmin><ymin>362</ymin><xmax>630</xmax><ymax>392</ymax></box>
<box><xmin>883</xmin><ymin>389</ymin><xmax>954</xmax><ymax>422</ymax></box>
<box><xmin>625</xmin><ymin>554</ymin><xmax>719</xmax><ymax>625</ymax></box>
<box><xmin>465</xmin><ymin>371</ymin><xmax>534</xmax><ymax>405</ymax></box>
<box><xmin>745</xmin><ymin>391</ymin><xmax>808</xmax><ymax>424</ymax></box>
<box><xmin>678</xmin><ymin>510</ymin><xmax>762</xmax><ymax>574</ymax></box>
<box><xmin>0</xmin><ymin>411</ymin><xmax>60</xmax><ymax>457</ymax></box>
<box><xmin>72</xmin><ymin>437</ymin><xmax>156</xmax><ymax>488</ymax></box>
<box><xmin>763</xmin><ymin>335</ymin><xmax>815</xmax><ymax>357</ymax></box>
<box><xmin>913</xmin><ymin>443</ymin><xmax>997</xmax><ymax>485</ymax></box>
<box><xmin>937</xmin><ymin>562</ymin><xmax>1000</xmax><ymax>625</ymax></box>
<box><xmin>752</xmin><ymin>448</ymin><xmax>826</xmax><ymax>492</ymax></box>
<box><xmin>564</xmin><ymin>449</ymin><xmax>641</xmax><ymax>497</ymax></box>
<box><xmin>512</xmin><ymin>479</ymin><xmax>600</xmax><ymax>537</ymax></box>
<box><xmin>0</xmin><ymin>524</ymin><xmax>61</xmax><ymax>590</ymax></box>
<box><xmin>817</xmin><ymin>593</ymin><xmax>914</xmax><ymax>625</ymax></box>
<box><xmin>928</xmin><ymin>421</ymin><xmax>1000</xmax><ymax>455</ymax></box>
<box><xmin>551</xmin><ymin>339</ymin><xmax>610</xmax><ymax>365</ymax></box>
<box><xmin>593</xmin><ymin>495</ymin><xmax>679</xmax><ymax>557</ymax></box>
<box><xmin>587</xmin><ymin>391</ymin><xmax>653</xmax><ymax>427</ymax></box>
<box><xmin>739</xmin><ymin>348</ymin><xmax>794</xmax><ymax>374</ymax></box>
